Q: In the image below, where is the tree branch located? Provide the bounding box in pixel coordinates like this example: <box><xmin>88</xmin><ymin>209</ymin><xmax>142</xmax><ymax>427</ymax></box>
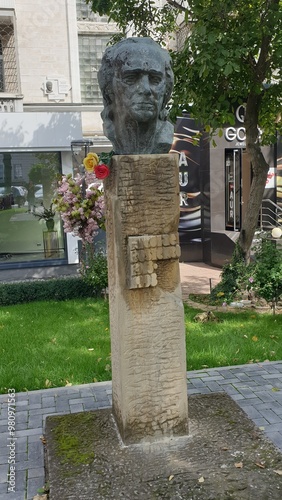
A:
<box><xmin>166</xmin><ymin>0</ymin><xmax>188</xmax><ymax>13</ymax></box>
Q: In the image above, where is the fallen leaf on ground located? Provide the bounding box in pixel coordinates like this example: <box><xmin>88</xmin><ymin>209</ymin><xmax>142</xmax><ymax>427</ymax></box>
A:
<box><xmin>168</xmin><ymin>475</ymin><xmax>174</xmax><ymax>481</ymax></box>
<box><xmin>272</xmin><ymin>387</ymin><xmax>280</xmax><ymax>392</ymax></box>
<box><xmin>235</xmin><ymin>462</ymin><xmax>243</xmax><ymax>468</ymax></box>
<box><xmin>88</xmin><ymin>348</ymin><xmax>94</xmax><ymax>351</ymax></box>
<box><xmin>40</xmin><ymin>436</ymin><xmax>46</xmax><ymax>445</ymax></box>
<box><xmin>255</xmin><ymin>462</ymin><xmax>265</xmax><ymax>469</ymax></box>
<box><xmin>221</xmin><ymin>446</ymin><xmax>229</xmax><ymax>451</ymax></box>
<box><xmin>274</xmin><ymin>470</ymin><xmax>282</xmax><ymax>475</ymax></box>
<box><xmin>45</xmin><ymin>379</ymin><xmax>52</xmax><ymax>388</ymax></box>
<box><xmin>252</xmin><ymin>336</ymin><xmax>258</xmax><ymax>342</ymax></box>
<box><xmin>198</xmin><ymin>476</ymin><xmax>205</xmax><ymax>483</ymax></box>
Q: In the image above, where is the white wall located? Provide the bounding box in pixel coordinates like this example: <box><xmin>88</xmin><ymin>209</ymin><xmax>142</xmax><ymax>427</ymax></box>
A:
<box><xmin>15</xmin><ymin>0</ymin><xmax>75</xmax><ymax>103</ymax></box>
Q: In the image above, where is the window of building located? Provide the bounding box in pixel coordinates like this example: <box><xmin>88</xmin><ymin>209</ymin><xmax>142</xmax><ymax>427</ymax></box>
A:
<box><xmin>0</xmin><ymin>16</ymin><xmax>19</xmax><ymax>93</ymax></box>
<box><xmin>76</xmin><ymin>0</ymin><xmax>108</xmax><ymax>22</ymax></box>
<box><xmin>0</xmin><ymin>152</ymin><xmax>66</xmax><ymax>265</ymax></box>
<box><xmin>14</xmin><ymin>164</ymin><xmax>22</xmax><ymax>179</ymax></box>
<box><xmin>78</xmin><ymin>35</ymin><xmax>110</xmax><ymax>104</ymax></box>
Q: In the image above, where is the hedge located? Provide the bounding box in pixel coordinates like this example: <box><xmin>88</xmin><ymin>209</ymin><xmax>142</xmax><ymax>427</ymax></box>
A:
<box><xmin>0</xmin><ymin>277</ymin><xmax>98</xmax><ymax>306</ymax></box>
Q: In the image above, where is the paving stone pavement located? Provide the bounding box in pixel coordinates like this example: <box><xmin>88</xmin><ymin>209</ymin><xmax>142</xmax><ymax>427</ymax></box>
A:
<box><xmin>1</xmin><ymin>362</ymin><xmax>282</xmax><ymax>499</ymax></box>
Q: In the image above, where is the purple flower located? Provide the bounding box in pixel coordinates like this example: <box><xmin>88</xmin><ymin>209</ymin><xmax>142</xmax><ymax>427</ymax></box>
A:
<box><xmin>248</xmin><ymin>277</ymin><xmax>254</xmax><ymax>283</ymax></box>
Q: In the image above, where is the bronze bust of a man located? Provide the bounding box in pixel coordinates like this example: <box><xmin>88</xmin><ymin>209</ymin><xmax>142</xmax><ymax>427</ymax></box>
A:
<box><xmin>98</xmin><ymin>37</ymin><xmax>174</xmax><ymax>155</ymax></box>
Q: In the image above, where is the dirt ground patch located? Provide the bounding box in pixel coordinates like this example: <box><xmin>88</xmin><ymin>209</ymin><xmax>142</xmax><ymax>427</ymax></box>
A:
<box><xmin>45</xmin><ymin>393</ymin><xmax>282</xmax><ymax>499</ymax></box>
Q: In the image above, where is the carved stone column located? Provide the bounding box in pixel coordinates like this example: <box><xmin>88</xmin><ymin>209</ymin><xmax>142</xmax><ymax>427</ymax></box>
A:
<box><xmin>104</xmin><ymin>154</ymin><xmax>188</xmax><ymax>444</ymax></box>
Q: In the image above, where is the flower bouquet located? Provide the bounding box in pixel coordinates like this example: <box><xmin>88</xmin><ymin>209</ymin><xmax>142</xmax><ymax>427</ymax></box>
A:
<box><xmin>53</xmin><ymin>172</ymin><xmax>105</xmax><ymax>244</ymax></box>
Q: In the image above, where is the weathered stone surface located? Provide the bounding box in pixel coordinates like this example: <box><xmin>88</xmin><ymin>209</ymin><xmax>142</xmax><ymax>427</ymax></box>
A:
<box><xmin>98</xmin><ymin>37</ymin><xmax>174</xmax><ymax>155</ymax></box>
<box><xmin>45</xmin><ymin>394</ymin><xmax>282</xmax><ymax>499</ymax></box>
<box><xmin>104</xmin><ymin>154</ymin><xmax>188</xmax><ymax>444</ymax></box>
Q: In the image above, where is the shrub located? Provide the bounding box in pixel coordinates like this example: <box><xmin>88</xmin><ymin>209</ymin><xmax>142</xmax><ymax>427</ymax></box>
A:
<box><xmin>0</xmin><ymin>277</ymin><xmax>96</xmax><ymax>306</ymax></box>
<box><xmin>210</xmin><ymin>243</ymin><xmax>249</xmax><ymax>303</ymax></box>
<box><xmin>79</xmin><ymin>245</ymin><xmax>108</xmax><ymax>292</ymax></box>
<box><xmin>210</xmin><ymin>237</ymin><xmax>282</xmax><ymax>309</ymax></box>
<box><xmin>252</xmin><ymin>238</ymin><xmax>282</xmax><ymax>306</ymax></box>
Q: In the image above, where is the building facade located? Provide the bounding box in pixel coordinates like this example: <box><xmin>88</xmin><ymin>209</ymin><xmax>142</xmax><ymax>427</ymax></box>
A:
<box><xmin>1</xmin><ymin>1</ymin><xmax>281</xmax><ymax>274</ymax></box>
<box><xmin>0</xmin><ymin>0</ymin><xmax>115</xmax><ymax>272</ymax></box>
<box><xmin>173</xmin><ymin>111</ymin><xmax>282</xmax><ymax>267</ymax></box>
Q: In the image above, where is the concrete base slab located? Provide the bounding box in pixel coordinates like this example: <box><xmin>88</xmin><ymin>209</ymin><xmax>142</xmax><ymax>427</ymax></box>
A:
<box><xmin>45</xmin><ymin>394</ymin><xmax>282</xmax><ymax>499</ymax></box>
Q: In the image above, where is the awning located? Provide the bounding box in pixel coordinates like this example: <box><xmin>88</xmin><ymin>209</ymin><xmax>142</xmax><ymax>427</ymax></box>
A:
<box><xmin>0</xmin><ymin>112</ymin><xmax>83</xmax><ymax>151</ymax></box>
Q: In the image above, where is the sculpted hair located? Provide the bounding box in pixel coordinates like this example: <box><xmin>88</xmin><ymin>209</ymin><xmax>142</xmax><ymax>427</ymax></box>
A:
<box><xmin>98</xmin><ymin>37</ymin><xmax>174</xmax><ymax>129</ymax></box>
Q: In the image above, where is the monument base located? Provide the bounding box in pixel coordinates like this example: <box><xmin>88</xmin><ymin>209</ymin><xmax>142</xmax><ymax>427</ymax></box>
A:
<box><xmin>45</xmin><ymin>393</ymin><xmax>282</xmax><ymax>500</ymax></box>
<box><xmin>105</xmin><ymin>154</ymin><xmax>188</xmax><ymax>444</ymax></box>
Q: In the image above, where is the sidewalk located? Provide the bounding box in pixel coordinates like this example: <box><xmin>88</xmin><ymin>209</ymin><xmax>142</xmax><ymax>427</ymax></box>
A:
<box><xmin>180</xmin><ymin>262</ymin><xmax>221</xmax><ymax>298</ymax></box>
<box><xmin>2</xmin><ymin>362</ymin><xmax>282</xmax><ymax>499</ymax></box>
<box><xmin>2</xmin><ymin>263</ymin><xmax>282</xmax><ymax>500</ymax></box>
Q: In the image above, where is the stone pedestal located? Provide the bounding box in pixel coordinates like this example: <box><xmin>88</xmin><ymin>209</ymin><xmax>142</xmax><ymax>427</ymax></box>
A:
<box><xmin>104</xmin><ymin>154</ymin><xmax>188</xmax><ymax>444</ymax></box>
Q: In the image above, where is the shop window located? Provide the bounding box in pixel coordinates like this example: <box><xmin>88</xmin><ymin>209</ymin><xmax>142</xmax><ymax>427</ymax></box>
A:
<box><xmin>0</xmin><ymin>152</ymin><xmax>66</xmax><ymax>265</ymax></box>
<box><xmin>78</xmin><ymin>34</ymin><xmax>111</xmax><ymax>104</ymax></box>
<box><xmin>0</xmin><ymin>17</ymin><xmax>19</xmax><ymax>94</ymax></box>
<box><xmin>225</xmin><ymin>149</ymin><xmax>241</xmax><ymax>231</ymax></box>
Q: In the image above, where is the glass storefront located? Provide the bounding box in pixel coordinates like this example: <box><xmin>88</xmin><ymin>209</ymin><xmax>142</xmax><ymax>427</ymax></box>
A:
<box><xmin>0</xmin><ymin>151</ymin><xmax>66</xmax><ymax>265</ymax></box>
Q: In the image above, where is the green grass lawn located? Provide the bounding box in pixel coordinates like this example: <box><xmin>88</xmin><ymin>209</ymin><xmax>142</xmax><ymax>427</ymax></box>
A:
<box><xmin>1</xmin><ymin>298</ymin><xmax>282</xmax><ymax>394</ymax></box>
<box><xmin>184</xmin><ymin>305</ymin><xmax>282</xmax><ymax>370</ymax></box>
<box><xmin>0</xmin><ymin>299</ymin><xmax>110</xmax><ymax>394</ymax></box>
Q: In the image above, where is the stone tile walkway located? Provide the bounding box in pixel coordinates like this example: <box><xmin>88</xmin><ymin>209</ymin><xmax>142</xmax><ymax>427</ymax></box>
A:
<box><xmin>1</xmin><ymin>361</ymin><xmax>282</xmax><ymax>499</ymax></box>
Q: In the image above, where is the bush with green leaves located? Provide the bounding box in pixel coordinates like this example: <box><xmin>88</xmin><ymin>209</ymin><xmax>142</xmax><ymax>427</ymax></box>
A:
<box><xmin>0</xmin><ymin>277</ymin><xmax>95</xmax><ymax>306</ymax></box>
<box><xmin>79</xmin><ymin>244</ymin><xmax>108</xmax><ymax>293</ymax></box>
<box><xmin>210</xmin><ymin>244</ymin><xmax>250</xmax><ymax>303</ymax></box>
<box><xmin>252</xmin><ymin>239</ymin><xmax>282</xmax><ymax>306</ymax></box>
<box><xmin>210</xmin><ymin>237</ymin><xmax>282</xmax><ymax>308</ymax></box>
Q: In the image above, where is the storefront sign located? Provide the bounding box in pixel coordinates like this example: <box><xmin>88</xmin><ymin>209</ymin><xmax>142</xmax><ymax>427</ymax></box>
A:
<box><xmin>225</xmin><ymin>126</ymin><xmax>246</xmax><ymax>142</ymax></box>
<box><xmin>170</xmin><ymin>116</ymin><xmax>203</xmax><ymax>242</ymax></box>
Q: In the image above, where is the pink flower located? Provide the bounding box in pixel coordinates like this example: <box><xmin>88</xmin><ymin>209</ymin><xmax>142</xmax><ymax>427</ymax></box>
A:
<box><xmin>52</xmin><ymin>171</ymin><xmax>105</xmax><ymax>246</ymax></box>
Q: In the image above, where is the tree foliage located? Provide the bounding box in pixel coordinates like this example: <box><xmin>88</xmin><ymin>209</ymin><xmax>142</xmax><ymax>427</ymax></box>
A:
<box><xmin>87</xmin><ymin>0</ymin><xmax>282</xmax><ymax>261</ymax></box>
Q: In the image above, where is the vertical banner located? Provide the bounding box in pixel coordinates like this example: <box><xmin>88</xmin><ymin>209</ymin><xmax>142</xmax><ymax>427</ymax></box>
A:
<box><xmin>277</xmin><ymin>137</ymin><xmax>282</xmax><ymax>224</ymax></box>
<box><xmin>170</xmin><ymin>116</ymin><xmax>202</xmax><ymax>246</ymax></box>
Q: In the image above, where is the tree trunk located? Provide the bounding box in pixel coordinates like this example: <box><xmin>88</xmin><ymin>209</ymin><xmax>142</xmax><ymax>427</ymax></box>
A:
<box><xmin>238</xmin><ymin>93</ymin><xmax>269</xmax><ymax>263</ymax></box>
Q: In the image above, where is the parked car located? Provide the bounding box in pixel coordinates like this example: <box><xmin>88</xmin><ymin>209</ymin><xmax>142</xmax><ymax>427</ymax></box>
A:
<box><xmin>11</xmin><ymin>186</ymin><xmax>27</xmax><ymax>207</ymax></box>
<box><xmin>0</xmin><ymin>186</ymin><xmax>27</xmax><ymax>208</ymax></box>
<box><xmin>34</xmin><ymin>184</ymin><xmax>43</xmax><ymax>204</ymax></box>
<box><xmin>0</xmin><ymin>187</ymin><xmax>13</xmax><ymax>210</ymax></box>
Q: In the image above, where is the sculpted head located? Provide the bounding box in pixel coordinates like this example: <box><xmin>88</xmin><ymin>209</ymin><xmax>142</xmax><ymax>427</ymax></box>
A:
<box><xmin>98</xmin><ymin>37</ymin><xmax>174</xmax><ymax>154</ymax></box>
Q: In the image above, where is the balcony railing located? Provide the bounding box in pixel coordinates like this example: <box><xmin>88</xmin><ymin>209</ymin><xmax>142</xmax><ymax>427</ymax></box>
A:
<box><xmin>0</xmin><ymin>95</ymin><xmax>23</xmax><ymax>112</ymax></box>
<box><xmin>259</xmin><ymin>199</ymin><xmax>282</xmax><ymax>230</ymax></box>
<box><xmin>0</xmin><ymin>98</ymin><xmax>14</xmax><ymax>112</ymax></box>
